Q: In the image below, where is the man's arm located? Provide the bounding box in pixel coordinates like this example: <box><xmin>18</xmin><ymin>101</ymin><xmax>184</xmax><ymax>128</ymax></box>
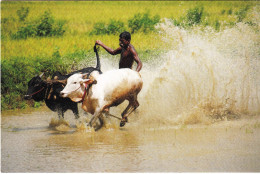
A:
<box><xmin>130</xmin><ymin>46</ymin><xmax>142</xmax><ymax>72</ymax></box>
<box><xmin>96</xmin><ymin>40</ymin><xmax>121</xmax><ymax>55</ymax></box>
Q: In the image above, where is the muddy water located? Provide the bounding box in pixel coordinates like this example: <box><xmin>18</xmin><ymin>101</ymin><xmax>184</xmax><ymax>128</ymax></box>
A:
<box><xmin>2</xmin><ymin>8</ymin><xmax>260</xmax><ymax>172</ymax></box>
<box><xmin>2</xmin><ymin>108</ymin><xmax>260</xmax><ymax>172</ymax></box>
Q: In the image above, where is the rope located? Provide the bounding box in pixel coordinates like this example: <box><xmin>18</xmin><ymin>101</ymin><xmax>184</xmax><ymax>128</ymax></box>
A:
<box><xmin>105</xmin><ymin>112</ymin><xmax>122</xmax><ymax>120</ymax></box>
<box><xmin>29</xmin><ymin>87</ymin><xmax>45</xmax><ymax>97</ymax></box>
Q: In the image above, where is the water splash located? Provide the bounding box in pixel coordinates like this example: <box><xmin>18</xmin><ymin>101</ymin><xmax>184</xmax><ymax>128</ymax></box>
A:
<box><xmin>137</xmin><ymin>18</ymin><xmax>259</xmax><ymax>125</ymax></box>
<box><xmin>49</xmin><ymin>118</ymin><xmax>71</xmax><ymax>131</ymax></box>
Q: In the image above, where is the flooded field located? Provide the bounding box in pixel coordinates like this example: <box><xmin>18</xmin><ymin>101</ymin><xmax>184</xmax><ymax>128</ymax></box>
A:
<box><xmin>1</xmin><ymin>108</ymin><xmax>260</xmax><ymax>172</ymax></box>
<box><xmin>2</xmin><ymin>10</ymin><xmax>260</xmax><ymax>172</ymax></box>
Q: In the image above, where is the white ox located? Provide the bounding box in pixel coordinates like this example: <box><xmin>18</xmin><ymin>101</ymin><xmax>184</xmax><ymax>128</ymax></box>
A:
<box><xmin>60</xmin><ymin>68</ymin><xmax>143</xmax><ymax>128</ymax></box>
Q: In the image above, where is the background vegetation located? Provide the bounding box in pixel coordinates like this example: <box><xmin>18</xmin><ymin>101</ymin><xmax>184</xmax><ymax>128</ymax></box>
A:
<box><xmin>1</xmin><ymin>1</ymin><xmax>258</xmax><ymax>110</ymax></box>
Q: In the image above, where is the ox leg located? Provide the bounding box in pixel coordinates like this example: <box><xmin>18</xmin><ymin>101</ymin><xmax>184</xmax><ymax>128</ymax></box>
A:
<box><xmin>89</xmin><ymin>116</ymin><xmax>103</xmax><ymax>131</ymax></box>
<box><xmin>121</xmin><ymin>103</ymin><xmax>132</xmax><ymax>120</ymax></box>
<box><xmin>88</xmin><ymin>109</ymin><xmax>102</xmax><ymax>130</ymax></box>
<box><xmin>72</xmin><ymin>105</ymin><xmax>80</xmax><ymax>119</ymax></box>
<box><xmin>95</xmin><ymin>114</ymin><xmax>104</xmax><ymax>131</ymax></box>
<box><xmin>57</xmin><ymin>108</ymin><xmax>64</xmax><ymax>119</ymax></box>
<box><xmin>120</xmin><ymin>96</ymin><xmax>140</xmax><ymax>127</ymax></box>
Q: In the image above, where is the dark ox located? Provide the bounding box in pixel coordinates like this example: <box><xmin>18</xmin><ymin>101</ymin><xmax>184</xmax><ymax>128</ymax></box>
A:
<box><xmin>24</xmin><ymin>45</ymin><xmax>102</xmax><ymax>119</ymax></box>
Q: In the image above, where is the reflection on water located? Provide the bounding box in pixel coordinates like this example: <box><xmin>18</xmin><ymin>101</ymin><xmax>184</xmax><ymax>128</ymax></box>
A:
<box><xmin>1</xmin><ymin>109</ymin><xmax>260</xmax><ymax>172</ymax></box>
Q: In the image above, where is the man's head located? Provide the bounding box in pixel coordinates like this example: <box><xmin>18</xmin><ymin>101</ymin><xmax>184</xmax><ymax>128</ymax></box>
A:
<box><xmin>119</xmin><ymin>31</ymin><xmax>131</xmax><ymax>48</ymax></box>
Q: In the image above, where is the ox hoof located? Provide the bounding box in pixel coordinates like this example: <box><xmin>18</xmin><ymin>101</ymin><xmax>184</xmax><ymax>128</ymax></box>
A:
<box><xmin>120</xmin><ymin>121</ymin><xmax>126</xmax><ymax>127</ymax></box>
<box><xmin>120</xmin><ymin>117</ymin><xmax>128</xmax><ymax>127</ymax></box>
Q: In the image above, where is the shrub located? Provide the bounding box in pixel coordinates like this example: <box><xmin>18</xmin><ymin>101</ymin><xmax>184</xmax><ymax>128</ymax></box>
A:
<box><xmin>1</xmin><ymin>17</ymin><xmax>17</xmax><ymax>39</ymax></box>
<box><xmin>12</xmin><ymin>10</ymin><xmax>66</xmax><ymax>39</ymax></box>
<box><xmin>186</xmin><ymin>6</ymin><xmax>204</xmax><ymax>26</ymax></box>
<box><xmin>107</xmin><ymin>19</ymin><xmax>126</xmax><ymax>34</ymax></box>
<box><xmin>172</xmin><ymin>16</ymin><xmax>186</xmax><ymax>27</ymax></box>
<box><xmin>215</xmin><ymin>20</ymin><xmax>221</xmax><ymax>31</ymax></box>
<box><xmin>128</xmin><ymin>12</ymin><xmax>160</xmax><ymax>34</ymax></box>
<box><xmin>235</xmin><ymin>5</ymin><xmax>250</xmax><ymax>22</ymax></box>
<box><xmin>142</xmin><ymin>13</ymin><xmax>160</xmax><ymax>33</ymax></box>
<box><xmin>90</xmin><ymin>20</ymin><xmax>125</xmax><ymax>35</ymax></box>
<box><xmin>1</xmin><ymin>57</ymin><xmax>35</xmax><ymax>110</ymax></box>
<box><xmin>91</xmin><ymin>22</ymin><xmax>107</xmax><ymax>35</ymax></box>
<box><xmin>128</xmin><ymin>13</ymin><xmax>143</xmax><ymax>33</ymax></box>
<box><xmin>172</xmin><ymin>6</ymin><xmax>204</xmax><ymax>28</ymax></box>
<box><xmin>228</xmin><ymin>8</ymin><xmax>233</xmax><ymax>15</ymax></box>
<box><xmin>50</xmin><ymin>20</ymin><xmax>66</xmax><ymax>36</ymax></box>
<box><xmin>36</xmin><ymin>11</ymin><xmax>54</xmax><ymax>36</ymax></box>
<box><xmin>12</xmin><ymin>24</ymin><xmax>37</xmax><ymax>39</ymax></box>
<box><xmin>17</xmin><ymin>7</ymin><xmax>29</xmax><ymax>22</ymax></box>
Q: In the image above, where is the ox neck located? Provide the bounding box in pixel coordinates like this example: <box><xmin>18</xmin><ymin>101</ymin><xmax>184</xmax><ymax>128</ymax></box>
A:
<box><xmin>81</xmin><ymin>83</ymin><xmax>88</xmax><ymax>103</ymax></box>
<box><xmin>80</xmin><ymin>82</ymin><xmax>96</xmax><ymax>103</ymax></box>
<box><xmin>33</xmin><ymin>86</ymin><xmax>48</xmax><ymax>100</ymax></box>
<box><xmin>31</xmin><ymin>87</ymin><xmax>45</xmax><ymax>97</ymax></box>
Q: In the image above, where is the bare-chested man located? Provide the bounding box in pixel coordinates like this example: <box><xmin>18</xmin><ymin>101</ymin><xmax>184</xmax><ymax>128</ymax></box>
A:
<box><xmin>95</xmin><ymin>31</ymin><xmax>142</xmax><ymax>72</ymax></box>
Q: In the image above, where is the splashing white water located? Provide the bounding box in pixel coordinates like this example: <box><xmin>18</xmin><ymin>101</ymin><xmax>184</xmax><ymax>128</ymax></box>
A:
<box><xmin>136</xmin><ymin>19</ymin><xmax>260</xmax><ymax>126</ymax></box>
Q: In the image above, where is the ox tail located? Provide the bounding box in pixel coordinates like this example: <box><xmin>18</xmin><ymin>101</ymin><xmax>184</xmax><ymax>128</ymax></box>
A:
<box><xmin>94</xmin><ymin>44</ymin><xmax>101</xmax><ymax>71</ymax></box>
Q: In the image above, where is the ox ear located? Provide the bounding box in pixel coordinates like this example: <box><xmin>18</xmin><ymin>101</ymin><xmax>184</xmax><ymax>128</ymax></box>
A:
<box><xmin>80</xmin><ymin>79</ymin><xmax>91</xmax><ymax>85</ymax></box>
<box><xmin>80</xmin><ymin>78</ymin><xmax>97</xmax><ymax>85</ymax></box>
<box><xmin>88</xmin><ymin>75</ymin><xmax>97</xmax><ymax>84</ymax></box>
<box><xmin>57</xmin><ymin>79</ymin><xmax>67</xmax><ymax>84</ymax></box>
<box><xmin>82</xmin><ymin>73</ymin><xmax>89</xmax><ymax>79</ymax></box>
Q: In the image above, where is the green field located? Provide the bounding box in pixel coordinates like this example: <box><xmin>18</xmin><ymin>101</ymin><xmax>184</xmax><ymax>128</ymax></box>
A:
<box><xmin>2</xmin><ymin>1</ymin><xmax>257</xmax><ymax>58</ymax></box>
<box><xmin>1</xmin><ymin>1</ymin><xmax>258</xmax><ymax>110</ymax></box>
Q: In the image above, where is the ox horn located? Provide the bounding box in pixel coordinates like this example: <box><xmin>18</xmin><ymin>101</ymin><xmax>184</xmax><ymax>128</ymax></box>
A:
<box><xmin>39</xmin><ymin>72</ymin><xmax>44</xmax><ymax>78</ymax></box>
<box><xmin>46</xmin><ymin>79</ymin><xmax>67</xmax><ymax>85</ymax></box>
<box><xmin>56</xmin><ymin>79</ymin><xmax>67</xmax><ymax>84</ymax></box>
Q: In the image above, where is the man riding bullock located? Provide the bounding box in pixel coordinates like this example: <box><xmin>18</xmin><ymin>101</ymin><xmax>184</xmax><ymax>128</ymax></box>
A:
<box><xmin>94</xmin><ymin>31</ymin><xmax>143</xmax><ymax>127</ymax></box>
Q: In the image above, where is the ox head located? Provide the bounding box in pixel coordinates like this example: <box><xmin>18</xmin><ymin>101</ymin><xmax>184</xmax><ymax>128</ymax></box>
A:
<box><xmin>60</xmin><ymin>73</ymin><xmax>96</xmax><ymax>102</ymax></box>
<box><xmin>24</xmin><ymin>73</ymin><xmax>47</xmax><ymax>101</ymax></box>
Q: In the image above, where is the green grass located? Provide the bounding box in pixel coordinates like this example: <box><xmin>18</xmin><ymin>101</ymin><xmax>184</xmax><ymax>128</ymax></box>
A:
<box><xmin>2</xmin><ymin>1</ymin><xmax>257</xmax><ymax>59</ymax></box>
<box><xmin>1</xmin><ymin>1</ymin><xmax>258</xmax><ymax>110</ymax></box>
